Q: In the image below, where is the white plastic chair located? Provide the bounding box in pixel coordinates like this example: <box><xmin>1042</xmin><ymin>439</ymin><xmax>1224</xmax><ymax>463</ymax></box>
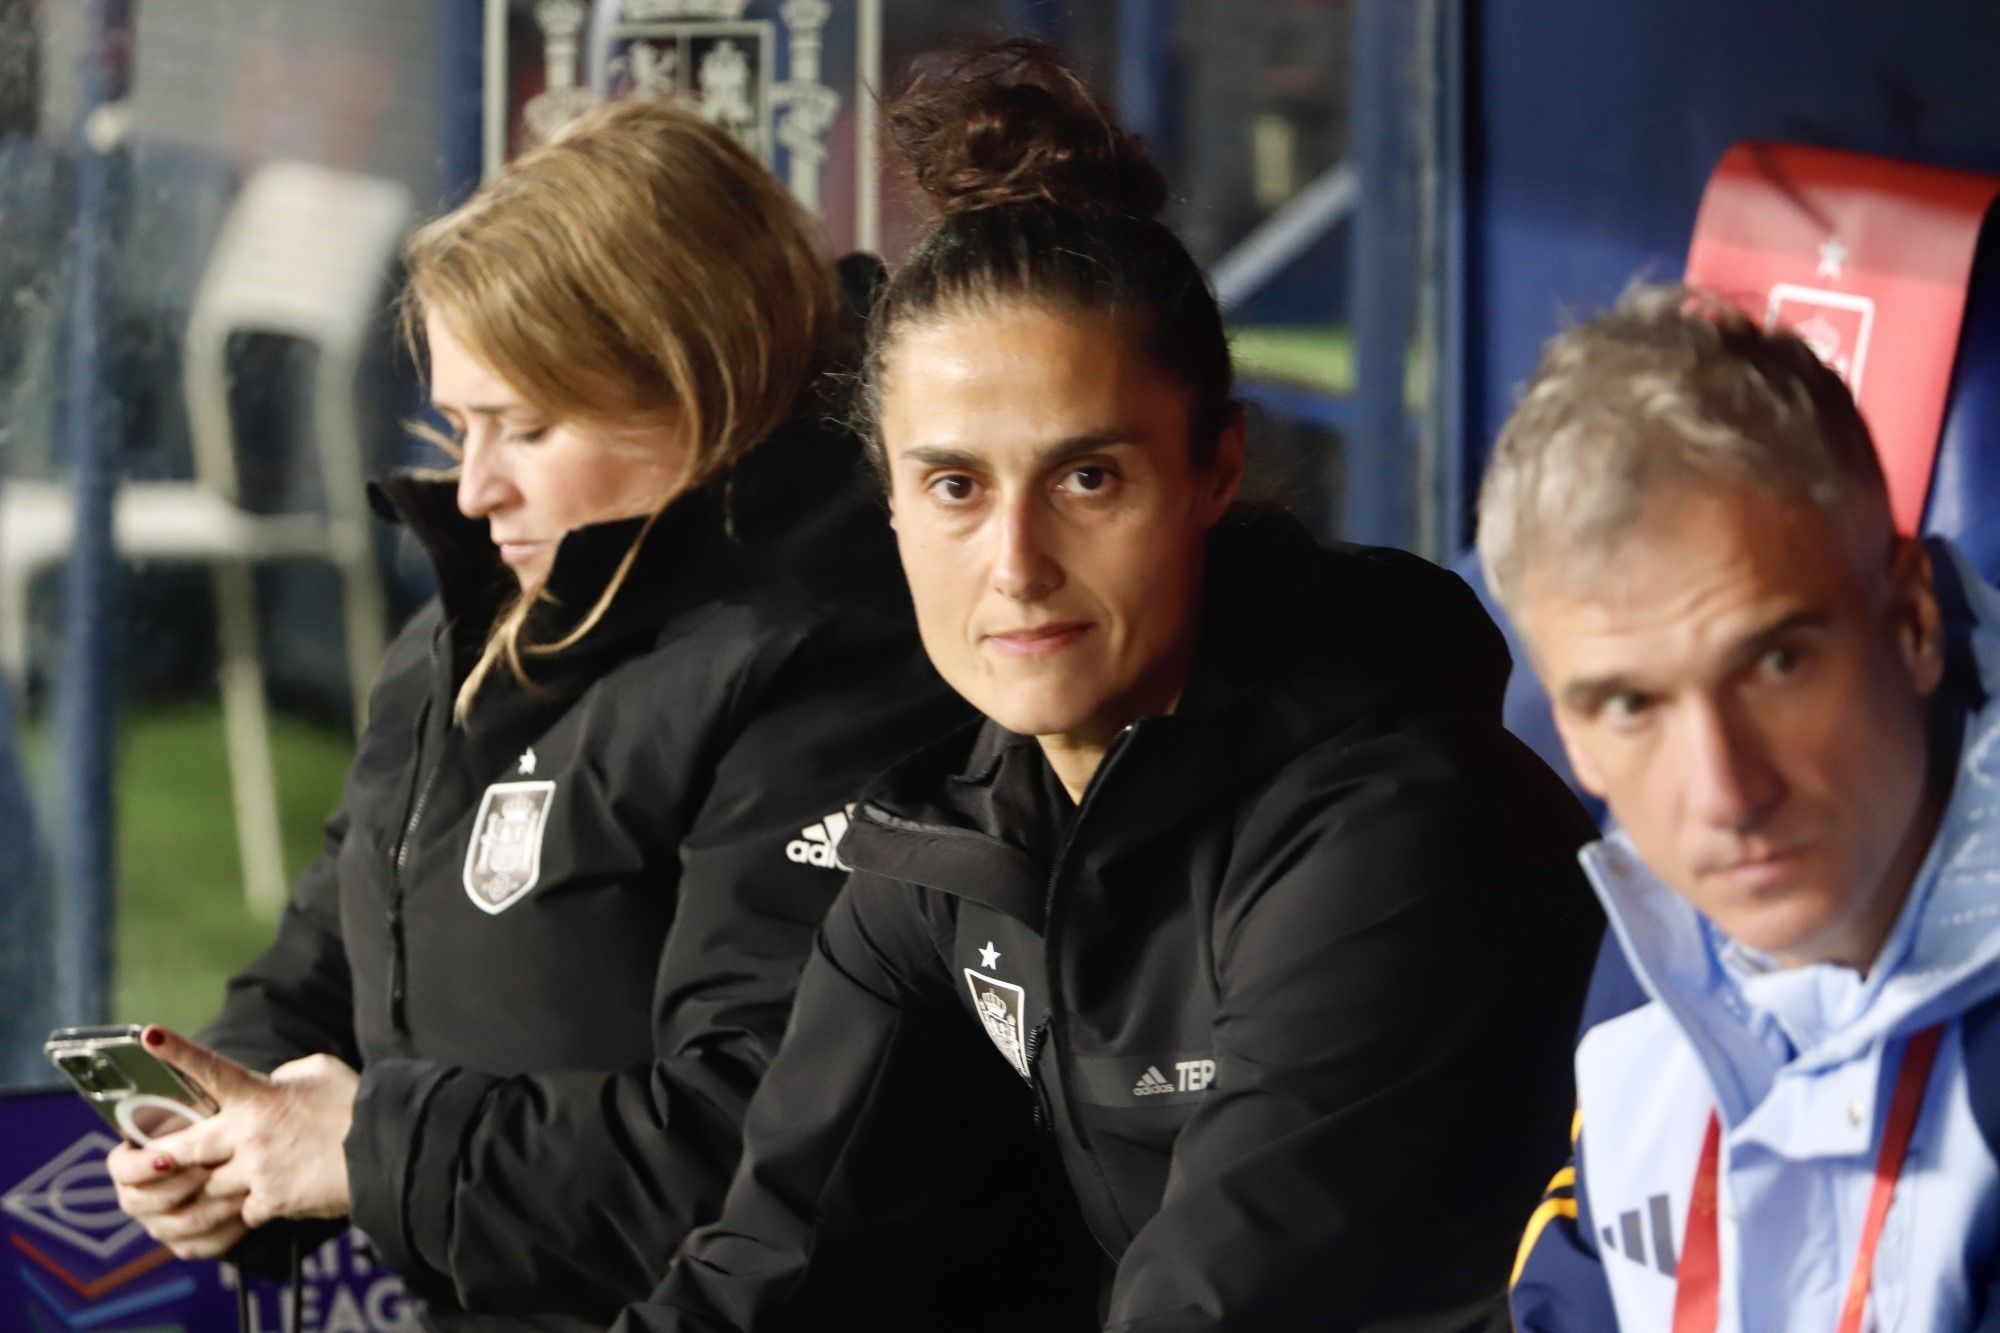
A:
<box><xmin>0</xmin><ymin>161</ymin><xmax>411</xmax><ymax>918</ymax></box>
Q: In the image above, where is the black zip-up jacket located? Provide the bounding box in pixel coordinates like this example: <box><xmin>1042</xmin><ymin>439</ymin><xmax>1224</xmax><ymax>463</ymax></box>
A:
<box><xmin>199</xmin><ymin>437</ymin><xmax>967</xmax><ymax>1329</ymax></box>
<box><xmin>622</xmin><ymin>509</ymin><xmax>1605</xmax><ymax>1332</ymax></box>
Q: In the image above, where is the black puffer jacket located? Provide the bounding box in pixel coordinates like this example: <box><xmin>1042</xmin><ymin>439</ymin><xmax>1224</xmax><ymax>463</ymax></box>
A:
<box><xmin>201</xmin><ymin>433</ymin><xmax>968</xmax><ymax>1329</ymax></box>
<box><xmin>626</xmin><ymin>509</ymin><xmax>1605</xmax><ymax>1332</ymax></box>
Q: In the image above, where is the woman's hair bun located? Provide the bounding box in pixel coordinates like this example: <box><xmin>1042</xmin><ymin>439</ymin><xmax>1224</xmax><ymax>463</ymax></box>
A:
<box><xmin>888</xmin><ymin>39</ymin><xmax>1167</xmax><ymax>222</ymax></box>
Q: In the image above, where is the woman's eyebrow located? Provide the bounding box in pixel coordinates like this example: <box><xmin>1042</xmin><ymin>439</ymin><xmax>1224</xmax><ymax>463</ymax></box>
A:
<box><xmin>1033</xmin><ymin>431</ymin><xmax>1132</xmax><ymax>467</ymax></box>
<box><xmin>899</xmin><ymin>445</ymin><xmax>984</xmax><ymax>470</ymax></box>
<box><xmin>898</xmin><ymin>432</ymin><xmax>1133</xmax><ymax>472</ymax></box>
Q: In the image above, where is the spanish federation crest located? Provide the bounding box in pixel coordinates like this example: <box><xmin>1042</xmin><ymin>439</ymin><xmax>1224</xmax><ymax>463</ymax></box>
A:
<box><xmin>491</xmin><ymin>0</ymin><xmax>881</xmax><ymax>255</ymax></box>
<box><xmin>464</xmin><ymin>779</ymin><xmax>557</xmax><ymax>913</ymax></box>
<box><xmin>964</xmin><ymin>968</ymin><xmax>1031</xmax><ymax>1081</ymax></box>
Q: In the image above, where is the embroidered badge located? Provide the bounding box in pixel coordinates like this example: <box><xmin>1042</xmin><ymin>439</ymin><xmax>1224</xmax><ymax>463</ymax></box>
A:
<box><xmin>463</xmin><ymin>780</ymin><xmax>556</xmax><ymax>914</ymax></box>
<box><xmin>964</xmin><ymin>968</ymin><xmax>1031</xmax><ymax>1080</ymax></box>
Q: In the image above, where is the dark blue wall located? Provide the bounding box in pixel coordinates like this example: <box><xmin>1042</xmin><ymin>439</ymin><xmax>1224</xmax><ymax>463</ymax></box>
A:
<box><xmin>1462</xmin><ymin>1</ymin><xmax>2000</xmax><ymax>540</ymax></box>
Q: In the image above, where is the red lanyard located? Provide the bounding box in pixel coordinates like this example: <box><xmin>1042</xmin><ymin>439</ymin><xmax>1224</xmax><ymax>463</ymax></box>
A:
<box><xmin>1671</xmin><ymin>1024</ymin><xmax>1944</xmax><ymax>1333</ymax></box>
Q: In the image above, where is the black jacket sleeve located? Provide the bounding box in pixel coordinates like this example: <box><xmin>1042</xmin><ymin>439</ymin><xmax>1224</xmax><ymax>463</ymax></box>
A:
<box><xmin>197</xmin><ymin>610</ymin><xmax>436</xmax><ymax>1277</ymax></box>
<box><xmin>342</xmin><ymin>616</ymin><xmax>971</xmax><ymax>1321</ymax></box>
<box><xmin>200</xmin><ymin>601</ymin><xmax>445</xmax><ymax>1073</ymax></box>
<box><xmin>615</xmin><ymin>874</ymin><xmax>1100</xmax><ymax>1333</ymax></box>
<box><xmin>195</xmin><ymin>795</ymin><xmax>361</xmax><ymax>1279</ymax></box>
<box><xmin>1101</xmin><ymin>721</ymin><xmax>1599</xmax><ymax>1332</ymax></box>
<box><xmin>199</xmin><ymin>807</ymin><xmax>360</xmax><ymax>1074</ymax></box>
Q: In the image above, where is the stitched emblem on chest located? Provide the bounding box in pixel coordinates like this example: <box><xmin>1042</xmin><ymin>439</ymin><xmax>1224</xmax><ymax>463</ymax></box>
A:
<box><xmin>964</xmin><ymin>967</ymin><xmax>1032</xmax><ymax>1081</ymax></box>
<box><xmin>463</xmin><ymin>780</ymin><xmax>556</xmax><ymax>914</ymax></box>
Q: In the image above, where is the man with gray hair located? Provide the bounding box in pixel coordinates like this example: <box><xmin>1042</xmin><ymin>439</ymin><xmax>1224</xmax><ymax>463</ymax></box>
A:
<box><xmin>1497</xmin><ymin>284</ymin><xmax>2000</xmax><ymax>1330</ymax></box>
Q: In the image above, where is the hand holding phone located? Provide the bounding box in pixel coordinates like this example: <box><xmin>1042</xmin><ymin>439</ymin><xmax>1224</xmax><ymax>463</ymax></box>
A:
<box><xmin>70</xmin><ymin>1028</ymin><xmax>252</xmax><ymax>1261</ymax></box>
<box><xmin>45</xmin><ymin>1024</ymin><xmax>221</xmax><ymax>1145</ymax></box>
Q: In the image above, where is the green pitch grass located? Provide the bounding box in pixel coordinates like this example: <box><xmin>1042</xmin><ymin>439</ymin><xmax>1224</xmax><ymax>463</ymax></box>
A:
<box><xmin>23</xmin><ymin>702</ymin><xmax>354</xmax><ymax>1035</ymax></box>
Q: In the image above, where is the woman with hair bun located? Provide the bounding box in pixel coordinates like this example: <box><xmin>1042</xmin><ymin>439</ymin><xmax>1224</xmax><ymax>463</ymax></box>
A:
<box><xmin>625</xmin><ymin>43</ymin><xmax>1602</xmax><ymax>1332</ymax></box>
<box><xmin>104</xmin><ymin>97</ymin><xmax>962</xmax><ymax>1329</ymax></box>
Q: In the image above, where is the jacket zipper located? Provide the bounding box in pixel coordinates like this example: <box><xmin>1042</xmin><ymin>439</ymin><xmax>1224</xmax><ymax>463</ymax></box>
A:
<box><xmin>1026</xmin><ymin>1023</ymin><xmax>1053</xmax><ymax>1131</ymax></box>
<box><xmin>1037</xmin><ymin>723</ymin><xmax>1142</xmax><ymax>1238</ymax></box>
<box><xmin>386</xmin><ymin>692</ymin><xmax>456</xmax><ymax>1034</ymax></box>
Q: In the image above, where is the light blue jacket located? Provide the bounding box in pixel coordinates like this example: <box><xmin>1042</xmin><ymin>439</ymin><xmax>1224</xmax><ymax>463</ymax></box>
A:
<box><xmin>1513</xmin><ymin>545</ymin><xmax>2000</xmax><ymax>1332</ymax></box>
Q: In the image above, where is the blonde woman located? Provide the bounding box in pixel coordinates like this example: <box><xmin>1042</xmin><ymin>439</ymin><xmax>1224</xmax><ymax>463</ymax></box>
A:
<box><xmin>104</xmin><ymin>99</ymin><xmax>962</xmax><ymax>1330</ymax></box>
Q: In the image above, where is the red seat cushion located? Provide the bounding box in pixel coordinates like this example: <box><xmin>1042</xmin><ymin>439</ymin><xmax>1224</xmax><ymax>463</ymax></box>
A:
<box><xmin>1686</xmin><ymin>141</ymin><xmax>2000</xmax><ymax>532</ymax></box>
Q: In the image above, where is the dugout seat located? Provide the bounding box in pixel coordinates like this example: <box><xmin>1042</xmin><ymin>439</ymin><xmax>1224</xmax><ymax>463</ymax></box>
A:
<box><xmin>1927</xmin><ymin>220</ymin><xmax>2000</xmax><ymax>583</ymax></box>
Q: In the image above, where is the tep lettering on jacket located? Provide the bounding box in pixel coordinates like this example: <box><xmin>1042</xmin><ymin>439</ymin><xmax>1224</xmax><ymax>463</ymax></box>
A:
<box><xmin>462</xmin><ymin>748</ymin><xmax>557</xmax><ymax>915</ymax></box>
<box><xmin>786</xmin><ymin>807</ymin><xmax>853</xmax><ymax>870</ymax></box>
<box><xmin>1134</xmin><ymin>1060</ymin><xmax>1216</xmax><ymax>1097</ymax></box>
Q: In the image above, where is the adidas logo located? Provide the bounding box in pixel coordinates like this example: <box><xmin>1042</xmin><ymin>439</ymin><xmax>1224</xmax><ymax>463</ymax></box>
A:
<box><xmin>1601</xmin><ymin>1192</ymin><xmax>1679</xmax><ymax>1277</ymax></box>
<box><xmin>785</xmin><ymin>808</ymin><xmax>851</xmax><ymax>870</ymax></box>
<box><xmin>1131</xmin><ymin>1058</ymin><xmax>1216</xmax><ymax>1096</ymax></box>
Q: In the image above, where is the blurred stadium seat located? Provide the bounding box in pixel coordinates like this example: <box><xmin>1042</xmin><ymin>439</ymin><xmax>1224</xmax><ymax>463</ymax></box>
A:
<box><xmin>0</xmin><ymin>161</ymin><xmax>408</xmax><ymax>915</ymax></box>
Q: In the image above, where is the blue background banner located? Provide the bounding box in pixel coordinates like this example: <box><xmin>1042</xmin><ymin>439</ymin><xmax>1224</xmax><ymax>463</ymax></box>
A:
<box><xmin>0</xmin><ymin>1086</ymin><xmax>416</xmax><ymax>1331</ymax></box>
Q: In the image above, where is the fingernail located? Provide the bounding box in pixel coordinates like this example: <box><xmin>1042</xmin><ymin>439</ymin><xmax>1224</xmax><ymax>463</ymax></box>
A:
<box><xmin>152</xmin><ymin>1155</ymin><xmax>174</xmax><ymax>1173</ymax></box>
<box><xmin>142</xmin><ymin>1028</ymin><xmax>165</xmax><ymax>1048</ymax></box>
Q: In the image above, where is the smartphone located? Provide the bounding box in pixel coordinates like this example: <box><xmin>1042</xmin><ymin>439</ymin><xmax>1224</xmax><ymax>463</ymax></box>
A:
<box><xmin>44</xmin><ymin>1025</ymin><xmax>219</xmax><ymax>1146</ymax></box>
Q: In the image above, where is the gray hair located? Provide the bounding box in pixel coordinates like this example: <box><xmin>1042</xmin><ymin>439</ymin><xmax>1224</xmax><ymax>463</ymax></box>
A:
<box><xmin>1475</xmin><ymin>282</ymin><xmax>1890</xmax><ymax>610</ymax></box>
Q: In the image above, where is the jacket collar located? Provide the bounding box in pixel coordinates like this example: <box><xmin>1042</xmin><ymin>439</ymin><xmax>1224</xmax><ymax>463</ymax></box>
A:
<box><xmin>1150</xmin><ymin>505</ymin><xmax>1509</xmax><ymax>721</ymax></box>
<box><xmin>842</xmin><ymin>711</ymin><xmax>1268</xmax><ymax>932</ymax></box>
<box><xmin>1583</xmin><ymin>538</ymin><xmax>2000</xmax><ymax>1130</ymax></box>
<box><xmin>840</xmin><ymin>507</ymin><xmax>1513</xmax><ymax>923</ymax></box>
<box><xmin>369</xmin><ymin>470</ymin><xmax>747</xmax><ymax>695</ymax></box>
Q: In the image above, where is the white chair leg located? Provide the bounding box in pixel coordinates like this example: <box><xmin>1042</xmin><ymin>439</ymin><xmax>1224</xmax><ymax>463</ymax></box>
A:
<box><xmin>0</xmin><ymin>561</ymin><xmax>35</xmax><ymax>701</ymax></box>
<box><xmin>336</xmin><ymin>551</ymin><xmax>388</xmax><ymax>736</ymax></box>
<box><xmin>211</xmin><ymin>562</ymin><xmax>288</xmax><ymax>920</ymax></box>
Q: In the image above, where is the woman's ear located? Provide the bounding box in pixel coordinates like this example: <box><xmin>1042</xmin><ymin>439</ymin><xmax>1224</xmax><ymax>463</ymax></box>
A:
<box><xmin>1197</xmin><ymin>405</ymin><xmax>1247</xmax><ymax>526</ymax></box>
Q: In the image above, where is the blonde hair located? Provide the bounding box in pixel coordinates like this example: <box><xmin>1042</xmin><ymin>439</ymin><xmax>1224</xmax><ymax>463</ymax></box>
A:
<box><xmin>1476</xmin><ymin>282</ymin><xmax>1889</xmax><ymax>611</ymax></box>
<box><xmin>401</xmin><ymin>97</ymin><xmax>836</xmax><ymax>721</ymax></box>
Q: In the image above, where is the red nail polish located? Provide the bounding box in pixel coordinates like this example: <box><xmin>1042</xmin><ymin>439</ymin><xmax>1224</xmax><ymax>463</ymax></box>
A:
<box><xmin>142</xmin><ymin>1028</ymin><xmax>165</xmax><ymax>1048</ymax></box>
<box><xmin>152</xmin><ymin>1155</ymin><xmax>174</xmax><ymax>1172</ymax></box>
